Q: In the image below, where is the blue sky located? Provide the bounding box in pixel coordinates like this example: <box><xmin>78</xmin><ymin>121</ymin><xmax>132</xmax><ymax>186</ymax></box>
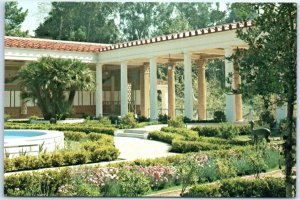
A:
<box><xmin>18</xmin><ymin>0</ymin><xmax>51</xmax><ymax>36</ymax></box>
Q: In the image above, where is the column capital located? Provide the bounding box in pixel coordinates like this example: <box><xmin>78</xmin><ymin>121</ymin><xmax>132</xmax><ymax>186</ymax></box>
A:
<box><xmin>167</xmin><ymin>63</ymin><xmax>176</xmax><ymax>71</ymax></box>
<box><xmin>183</xmin><ymin>51</ymin><xmax>192</xmax><ymax>56</ymax></box>
<box><xmin>96</xmin><ymin>63</ymin><xmax>103</xmax><ymax>67</ymax></box>
<box><xmin>196</xmin><ymin>59</ymin><xmax>207</xmax><ymax>68</ymax></box>
<box><xmin>121</xmin><ymin>60</ymin><xmax>128</xmax><ymax>65</ymax></box>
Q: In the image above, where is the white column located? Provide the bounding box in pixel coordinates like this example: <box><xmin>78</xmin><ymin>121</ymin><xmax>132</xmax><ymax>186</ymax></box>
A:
<box><xmin>150</xmin><ymin>57</ymin><xmax>158</xmax><ymax>121</ymax></box>
<box><xmin>225</xmin><ymin>47</ymin><xmax>236</xmax><ymax>122</ymax></box>
<box><xmin>96</xmin><ymin>63</ymin><xmax>103</xmax><ymax>117</ymax></box>
<box><xmin>120</xmin><ymin>61</ymin><xmax>128</xmax><ymax>116</ymax></box>
<box><xmin>184</xmin><ymin>52</ymin><xmax>193</xmax><ymax>119</ymax></box>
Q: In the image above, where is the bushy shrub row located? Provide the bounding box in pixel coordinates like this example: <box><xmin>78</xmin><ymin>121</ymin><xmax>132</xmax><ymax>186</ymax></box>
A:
<box><xmin>160</xmin><ymin>127</ymin><xmax>198</xmax><ymax>140</ymax></box>
<box><xmin>5</xmin><ymin>131</ymin><xmax>119</xmax><ymax>172</ymax></box>
<box><xmin>171</xmin><ymin>140</ymin><xmax>229</xmax><ymax>153</ymax></box>
<box><xmin>4</xmin><ymin>123</ymin><xmax>116</xmax><ymax>135</ymax></box>
<box><xmin>64</xmin><ymin>131</ymin><xmax>114</xmax><ymax>144</ymax></box>
<box><xmin>4</xmin><ymin>168</ymin><xmax>72</xmax><ymax>196</ymax></box>
<box><xmin>5</xmin><ymin>146</ymin><xmax>119</xmax><ymax>172</ymax></box>
<box><xmin>4</xmin><ymin>144</ymin><xmax>281</xmax><ymax>197</ymax></box>
<box><xmin>147</xmin><ymin>131</ymin><xmax>183</xmax><ymax>144</ymax></box>
<box><xmin>186</xmin><ymin>177</ymin><xmax>286</xmax><ymax>197</ymax></box>
<box><xmin>191</xmin><ymin>124</ymin><xmax>251</xmax><ymax>139</ymax></box>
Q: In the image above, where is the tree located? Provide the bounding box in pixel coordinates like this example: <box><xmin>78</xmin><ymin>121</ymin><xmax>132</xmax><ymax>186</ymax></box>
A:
<box><xmin>229</xmin><ymin>4</ymin><xmax>296</xmax><ymax>197</ymax></box>
<box><xmin>5</xmin><ymin>1</ymin><xmax>29</xmax><ymax>37</ymax></box>
<box><xmin>225</xmin><ymin>3</ymin><xmax>259</xmax><ymax>23</ymax></box>
<box><xmin>35</xmin><ymin>2</ymin><xmax>119</xmax><ymax>43</ymax></box>
<box><xmin>19</xmin><ymin>57</ymin><xmax>95</xmax><ymax>120</ymax></box>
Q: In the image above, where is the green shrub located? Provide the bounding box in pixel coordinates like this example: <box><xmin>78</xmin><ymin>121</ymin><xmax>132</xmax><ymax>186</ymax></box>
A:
<box><xmin>158</xmin><ymin>114</ymin><xmax>169</xmax><ymax>124</ymax></box>
<box><xmin>99</xmin><ymin>117</ymin><xmax>112</xmax><ymax>125</ymax></box>
<box><xmin>120</xmin><ymin>112</ymin><xmax>137</xmax><ymax>128</ymax></box>
<box><xmin>215</xmin><ymin>158</ymin><xmax>237</xmax><ymax>179</ymax></box>
<box><xmin>4</xmin><ymin>168</ymin><xmax>72</xmax><ymax>196</ymax></box>
<box><xmin>4</xmin><ymin>123</ymin><xmax>116</xmax><ymax>135</ymax></box>
<box><xmin>4</xmin><ymin>158</ymin><xmax>14</xmax><ymax>172</ymax></box>
<box><xmin>213</xmin><ymin>111</ymin><xmax>226</xmax><ymax>122</ymax></box>
<box><xmin>185</xmin><ymin>183</ymin><xmax>220</xmax><ymax>197</ymax></box>
<box><xmin>51</xmin><ymin>153</ymin><xmax>64</xmax><ymax>167</ymax></box>
<box><xmin>148</xmin><ymin>131</ymin><xmax>183</xmax><ymax>144</ymax></box>
<box><xmin>39</xmin><ymin>153</ymin><xmax>53</xmax><ymax>168</ymax></box>
<box><xmin>4</xmin><ymin>114</ymin><xmax>11</xmax><ymax>122</ymax></box>
<box><xmin>63</xmin><ymin>151</ymin><xmax>89</xmax><ymax>165</ymax></box>
<box><xmin>160</xmin><ymin>127</ymin><xmax>198</xmax><ymax>140</ymax></box>
<box><xmin>64</xmin><ymin>131</ymin><xmax>87</xmax><ymax>141</ymax></box>
<box><xmin>191</xmin><ymin>124</ymin><xmax>247</xmax><ymax>139</ymax></box>
<box><xmin>171</xmin><ymin>140</ymin><xmax>226</xmax><ymax>153</ymax></box>
<box><xmin>168</xmin><ymin>115</ymin><xmax>185</xmax><ymax>128</ymax></box>
<box><xmin>29</xmin><ymin>115</ymin><xmax>39</xmax><ymax>122</ymax></box>
<box><xmin>117</xmin><ymin>169</ymin><xmax>151</xmax><ymax>197</ymax></box>
<box><xmin>185</xmin><ymin>178</ymin><xmax>286</xmax><ymax>197</ymax></box>
<box><xmin>90</xmin><ymin>146</ymin><xmax>120</xmax><ymax>162</ymax></box>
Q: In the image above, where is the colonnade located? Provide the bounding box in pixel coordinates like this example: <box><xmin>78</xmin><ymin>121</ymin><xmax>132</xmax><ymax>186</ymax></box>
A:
<box><xmin>95</xmin><ymin>48</ymin><xmax>243</xmax><ymax>122</ymax></box>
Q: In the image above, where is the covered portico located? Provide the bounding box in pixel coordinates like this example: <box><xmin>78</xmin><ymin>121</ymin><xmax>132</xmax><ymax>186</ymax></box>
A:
<box><xmin>4</xmin><ymin>21</ymin><xmax>252</xmax><ymax>122</ymax></box>
<box><xmin>95</xmin><ymin>21</ymin><xmax>251</xmax><ymax>122</ymax></box>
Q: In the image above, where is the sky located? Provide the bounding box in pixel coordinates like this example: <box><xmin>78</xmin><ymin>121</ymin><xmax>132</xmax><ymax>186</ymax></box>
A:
<box><xmin>17</xmin><ymin>0</ymin><xmax>228</xmax><ymax>37</ymax></box>
<box><xmin>18</xmin><ymin>0</ymin><xmax>51</xmax><ymax>36</ymax></box>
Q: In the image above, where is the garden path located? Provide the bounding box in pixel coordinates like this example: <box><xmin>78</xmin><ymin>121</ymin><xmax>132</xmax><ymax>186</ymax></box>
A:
<box><xmin>114</xmin><ymin>136</ymin><xmax>177</xmax><ymax>161</ymax></box>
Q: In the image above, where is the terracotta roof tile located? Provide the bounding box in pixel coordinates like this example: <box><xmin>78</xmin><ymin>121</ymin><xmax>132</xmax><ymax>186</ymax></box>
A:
<box><xmin>5</xmin><ymin>36</ymin><xmax>108</xmax><ymax>52</ymax></box>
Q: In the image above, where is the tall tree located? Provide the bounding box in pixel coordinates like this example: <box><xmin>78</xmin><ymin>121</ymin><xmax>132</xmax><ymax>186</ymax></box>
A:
<box><xmin>119</xmin><ymin>2</ymin><xmax>160</xmax><ymax>41</ymax></box>
<box><xmin>229</xmin><ymin>3</ymin><xmax>296</xmax><ymax>197</ymax></box>
<box><xmin>5</xmin><ymin>1</ymin><xmax>28</xmax><ymax>37</ymax></box>
<box><xmin>226</xmin><ymin>3</ymin><xmax>259</xmax><ymax>23</ymax></box>
<box><xmin>19</xmin><ymin>57</ymin><xmax>95</xmax><ymax>120</ymax></box>
<box><xmin>35</xmin><ymin>2</ymin><xmax>119</xmax><ymax>43</ymax></box>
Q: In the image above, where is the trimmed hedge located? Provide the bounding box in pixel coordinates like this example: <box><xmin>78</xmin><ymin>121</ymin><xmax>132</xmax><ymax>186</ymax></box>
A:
<box><xmin>191</xmin><ymin>124</ymin><xmax>251</xmax><ymax>139</ymax></box>
<box><xmin>186</xmin><ymin>177</ymin><xmax>286</xmax><ymax>197</ymax></box>
<box><xmin>4</xmin><ymin>168</ymin><xmax>72</xmax><ymax>196</ymax></box>
<box><xmin>147</xmin><ymin>131</ymin><xmax>183</xmax><ymax>144</ymax></box>
<box><xmin>4</xmin><ymin>131</ymin><xmax>119</xmax><ymax>172</ymax></box>
<box><xmin>5</xmin><ymin>123</ymin><xmax>116</xmax><ymax>135</ymax></box>
<box><xmin>171</xmin><ymin>139</ymin><xmax>229</xmax><ymax>153</ymax></box>
<box><xmin>160</xmin><ymin>127</ymin><xmax>198</xmax><ymax>140</ymax></box>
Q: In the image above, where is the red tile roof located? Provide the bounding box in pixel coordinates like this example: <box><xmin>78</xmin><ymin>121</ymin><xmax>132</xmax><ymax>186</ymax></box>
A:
<box><xmin>5</xmin><ymin>37</ymin><xmax>109</xmax><ymax>52</ymax></box>
<box><xmin>5</xmin><ymin>21</ymin><xmax>254</xmax><ymax>53</ymax></box>
<box><xmin>100</xmin><ymin>21</ymin><xmax>254</xmax><ymax>52</ymax></box>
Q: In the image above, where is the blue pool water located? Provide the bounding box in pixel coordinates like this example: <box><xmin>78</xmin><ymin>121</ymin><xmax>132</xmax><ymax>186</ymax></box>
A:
<box><xmin>4</xmin><ymin>130</ymin><xmax>46</xmax><ymax>140</ymax></box>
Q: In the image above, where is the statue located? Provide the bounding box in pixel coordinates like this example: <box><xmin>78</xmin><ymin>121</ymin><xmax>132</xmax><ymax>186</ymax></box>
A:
<box><xmin>249</xmin><ymin>120</ymin><xmax>271</xmax><ymax>144</ymax></box>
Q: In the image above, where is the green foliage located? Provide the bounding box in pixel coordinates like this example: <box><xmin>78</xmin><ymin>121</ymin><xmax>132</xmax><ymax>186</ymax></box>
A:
<box><xmin>171</xmin><ymin>140</ymin><xmax>226</xmax><ymax>153</ymax></box>
<box><xmin>120</xmin><ymin>112</ymin><xmax>137</xmax><ymax>129</ymax></box>
<box><xmin>191</xmin><ymin>124</ymin><xmax>248</xmax><ymax>139</ymax></box>
<box><xmin>5</xmin><ymin>2</ymin><xmax>29</xmax><ymax>37</ymax></box>
<box><xmin>19</xmin><ymin>57</ymin><xmax>95</xmax><ymax>120</ymax></box>
<box><xmin>35</xmin><ymin>2</ymin><xmax>119</xmax><ymax>43</ymax></box>
<box><xmin>4</xmin><ymin>130</ymin><xmax>118</xmax><ymax>172</ymax></box>
<box><xmin>148</xmin><ymin>131</ymin><xmax>183</xmax><ymax>144</ymax></box>
<box><xmin>4</xmin><ymin>169</ymin><xmax>72</xmax><ymax>196</ymax></box>
<box><xmin>5</xmin><ymin>122</ymin><xmax>116</xmax><ymax>135</ymax></box>
<box><xmin>4</xmin><ymin>114</ymin><xmax>11</xmax><ymax>122</ymax></box>
<box><xmin>117</xmin><ymin>169</ymin><xmax>151</xmax><ymax>197</ymax></box>
<box><xmin>63</xmin><ymin>151</ymin><xmax>89</xmax><ymax>165</ymax></box>
<box><xmin>158</xmin><ymin>114</ymin><xmax>169</xmax><ymax>124</ymax></box>
<box><xmin>90</xmin><ymin>147</ymin><xmax>120</xmax><ymax>162</ymax></box>
<box><xmin>259</xmin><ymin>110</ymin><xmax>276</xmax><ymax>129</ymax></box>
<box><xmin>168</xmin><ymin>115</ymin><xmax>185</xmax><ymax>128</ymax></box>
<box><xmin>29</xmin><ymin>115</ymin><xmax>39</xmax><ymax>123</ymax></box>
<box><xmin>160</xmin><ymin>127</ymin><xmax>198</xmax><ymax>140</ymax></box>
<box><xmin>213</xmin><ymin>111</ymin><xmax>226</xmax><ymax>122</ymax></box>
<box><xmin>215</xmin><ymin>159</ymin><xmax>237</xmax><ymax>179</ymax></box>
<box><xmin>98</xmin><ymin>117</ymin><xmax>112</xmax><ymax>125</ymax></box>
<box><xmin>231</xmin><ymin>4</ymin><xmax>296</xmax><ymax>196</ymax></box>
<box><xmin>186</xmin><ymin>178</ymin><xmax>286</xmax><ymax>197</ymax></box>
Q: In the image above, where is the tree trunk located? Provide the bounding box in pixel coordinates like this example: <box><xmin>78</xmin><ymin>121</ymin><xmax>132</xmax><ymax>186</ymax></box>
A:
<box><xmin>285</xmin><ymin>87</ymin><xmax>295</xmax><ymax>197</ymax></box>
